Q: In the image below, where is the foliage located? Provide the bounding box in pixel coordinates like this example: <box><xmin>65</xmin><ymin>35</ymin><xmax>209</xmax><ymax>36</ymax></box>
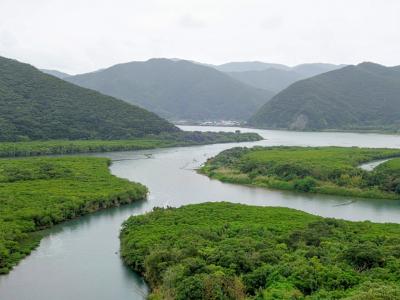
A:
<box><xmin>0</xmin><ymin>55</ymin><xmax>178</xmax><ymax>142</ymax></box>
<box><xmin>120</xmin><ymin>202</ymin><xmax>400</xmax><ymax>299</ymax></box>
<box><xmin>66</xmin><ymin>58</ymin><xmax>273</xmax><ymax>121</ymax></box>
<box><xmin>0</xmin><ymin>156</ymin><xmax>147</xmax><ymax>274</ymax></box>
<box><xmin>201</xmin><ymin>146</ymin><xmax>400</xmax><ymax>200</ymax></box>
<box><xmin>0</xmin><ymin>131</ymin><xmax>262</xmax><ymax>158</ymax></box>
<box><xmin>248</xmin><ymin>62</ymin><xmax>400</xmax><ymax>132</ymax></box>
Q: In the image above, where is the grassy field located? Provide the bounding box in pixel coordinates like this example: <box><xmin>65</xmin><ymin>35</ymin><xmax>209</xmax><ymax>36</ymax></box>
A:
<box><xmin>201</xmin><ymin>146</ymin><xmax>400</xmax><ymax>200</ymax></box>
<box><xmin>0</xmin><ymin>156</ymin><xmax>147</xmax><ymax>274</ymax></box>
<box><xmin>120</xmin><ymin>202</ymin><xmax>400</xmax><ymax>299</ymax></box>
<box><xmin>0</xmin><ymin>131</ymin><xmax>262</xmax><ymax>158</ymax></box>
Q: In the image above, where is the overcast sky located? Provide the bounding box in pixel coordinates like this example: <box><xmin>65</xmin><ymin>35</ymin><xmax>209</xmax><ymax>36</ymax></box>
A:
<box><xmin>0</xmin><ymin>0</ymin><xmax>399</xmax><ymax>74</ymax></box>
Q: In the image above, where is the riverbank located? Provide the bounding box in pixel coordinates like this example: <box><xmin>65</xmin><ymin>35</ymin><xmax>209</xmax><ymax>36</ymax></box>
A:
<box><xmin>0</xmin><ymin>131</ymin><xmax>262</xmax><ymax>158</ymax></box>
<box><xmin>0</xmin><ymin>156</ymin><xmax>147</xmax><ymax>274</ymax></box>
<box><xmin>200</xmin><ymin>146</ymin><xmax>400</xmax><ymax>200</ymax></box>
<box><xmin>120</xmin><ymin>202</ymin><xmax>400</xmax><ymax>299</ymax></box>
<box><xmin>244</xmin><ymin>124</ymin><xmax>400</xmax><ymax>135</ymax></box>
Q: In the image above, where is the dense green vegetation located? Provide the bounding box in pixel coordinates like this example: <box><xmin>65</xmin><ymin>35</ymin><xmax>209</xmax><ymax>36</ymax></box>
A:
<box><xmin>0</xmin><ymin>55</ymin><xmax>178</xmax><ymax>141</ymax></box>
<box><xmin>120</xmin><ymin>202</ymin><xmax>400</xmax><ymax>299</ymax></box>
<box><xmin>0</xmin><ymin>131</ymin><xmax>262</xmax><ymax>158</ymax></box>
<box><xmin>0</xmin><ymin>157</ymin><xmax>147</xmax><ymax>274</ymax></box>
<box><xmin>248</xmin><ymin>62</ymin><xmax>400</xmax><ymax>132</ymax></box>
<box><xmin>67</xmin><ymin>58</ymin><xmax>273</xmax><ymax>121</ymax></box>
<box><xmin>201</xmin><ymin>146</ymin><xmax>400</xmax><ymax>200</ymax></box>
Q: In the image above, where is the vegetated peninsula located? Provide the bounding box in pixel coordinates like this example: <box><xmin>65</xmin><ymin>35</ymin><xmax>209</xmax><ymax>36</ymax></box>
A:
<box><xmin>248</xmin><ymin>62</ymin><xmax>400</xmax><ymax>132</ymax></box>
<box><xmin>0</xmin><ymin>157</ymin><xmax>147</xmax><ymax>274</ymax></box>
<box><xmin>120</xmin><ymin>202</ymin><xmax>400</xmax><ymax>299</ymax></box>
<box><xmin>0</xmin><ymin>131</ymin><xmax>263</xmax><ymax>158</ymax></box>
<box><xmin>201</xmin><ymin>146</ymin><xmax>400</xmax><ymax>200</ymax></box>
<box><xmin>66</xmin><ymin>58</ymin><xmax>274</xmax><ymax>122</ymax></box>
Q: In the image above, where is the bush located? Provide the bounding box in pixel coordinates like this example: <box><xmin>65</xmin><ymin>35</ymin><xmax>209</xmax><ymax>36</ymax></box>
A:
<box><xmin>293</xmin><ymin>177</ymin><xmax>317</xmax><ymax>192</ymax></box>
<box><xmin>344</xmin><ymin>242</ymin><xmax>385</xmax><ymax>271</ymax></box>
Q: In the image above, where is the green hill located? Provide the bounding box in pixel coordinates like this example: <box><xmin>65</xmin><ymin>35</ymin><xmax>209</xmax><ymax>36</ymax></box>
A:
<box><xmin>66</xmin><ymin>59</ymin><xmax>273</xmax><ymax>121</ymax></box>
<box><xmin>0</xmin><ymin>56</ymin><xmax>178</xmax><ymax>141</ymax></box>
<box><xmin>248</xmin><ymin>62</ymin><xmax>400</xmax><ymax>132</ymax></box>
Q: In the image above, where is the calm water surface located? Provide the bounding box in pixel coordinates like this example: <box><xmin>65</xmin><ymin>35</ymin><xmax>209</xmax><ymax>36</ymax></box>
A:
<box><xmin>1</xmin><ymin>126</ymin><xmax>400</xmax><ymax>300</ymax></box>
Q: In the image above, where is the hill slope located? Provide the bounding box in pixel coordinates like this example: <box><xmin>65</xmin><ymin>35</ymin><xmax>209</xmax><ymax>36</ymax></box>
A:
<box><xmin>0</xmin><ymin>56</ymin><xmax>178</xmax><ymax>141</ymax></box>
<box><xmin>227</xmin><ymin>63</ymin><xmax>345</xmax><ymax>92</ymax></box>
<box><xmin>40</xmin><ymin>69</ymin><xmax>71</xmax><ymax>79</ymax></box>
<box><xmin>248</xmin><ymin>62</ymin><xmax>400</xmax><ymax>131</ymax></box>
<box><xmin>228</xmin><ymin>68</ymin><xmax>304</xmax><ymax>92</ymax></box>
<box><xmin>66</xmin><ymin>59</ymin><xmax>273</xmax><ymax>121</ymax></box>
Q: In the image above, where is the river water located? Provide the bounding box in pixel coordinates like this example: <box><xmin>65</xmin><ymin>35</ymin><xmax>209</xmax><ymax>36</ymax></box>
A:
<box><xmin>1</xmin><ymin>126</ymin><xmax>400</xmax><ymax>300</ymax></box>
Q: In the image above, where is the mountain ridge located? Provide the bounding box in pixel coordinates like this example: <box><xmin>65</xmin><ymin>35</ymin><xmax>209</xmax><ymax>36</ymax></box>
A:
<box><xmin>40</xmin><ymin>69</ymin><xmax>71</xmax><ymax>79</ymax></box>
<box><xmin>225</xmin><ymin>62</ymin><xmax>346</xmax><ymax>92</ymax></box>
<box><xmin>66</xmin><ymin>58</ymin><xmax>274</xmax><ymax>121</ymax></box>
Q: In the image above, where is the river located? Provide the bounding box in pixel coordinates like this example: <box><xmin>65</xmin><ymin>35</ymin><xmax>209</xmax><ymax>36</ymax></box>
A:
<box><xmin>1</xmin><ymin>126</ymin><xmax>400</xmax><ymax>300</ymax></box>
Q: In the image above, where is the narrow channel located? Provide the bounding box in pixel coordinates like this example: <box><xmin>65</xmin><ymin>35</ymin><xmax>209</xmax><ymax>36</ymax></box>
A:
<box><xmin>1</xmin><ymin>126</ymin><xmax>400</xmax><ymax>300</ymax></box>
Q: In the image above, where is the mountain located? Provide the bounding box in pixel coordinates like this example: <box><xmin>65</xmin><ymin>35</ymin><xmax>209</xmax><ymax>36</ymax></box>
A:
<box><xmin>0</xmin><ymin>56</ymin><xmax>178</xmax><ymax>141</ymax></box>
<box><xmin>66</xmin><ymin>59</ymin><xmax>274</xmax><ymax>121</ymax></box>
<box><xmin>215</xmin><ymin>61</ymin><xmax>290</xmax><ymax>72</ymax></box>
<box><xmin>292</xmin><ymin>63</ymin><xmax>347</xmax><ymax>77</ymax></box>
<box><xmin>226</xmin><ymin>63</ymin><xmax>345</xmax><ymax>92</ymax></box>
<box><xmin>40</xmin><ymin>69</ymin><xmax>71</xmax><ymax>79</ymax></box>
<box><xmin>227</xmin><ymin>69</ymin><xmax>304</xmax><ymax>93</ymax></box>
<box><xmin>248</xmin><ymin>62</ymin><xmax>400</xmax><ymax>132</ymax></box>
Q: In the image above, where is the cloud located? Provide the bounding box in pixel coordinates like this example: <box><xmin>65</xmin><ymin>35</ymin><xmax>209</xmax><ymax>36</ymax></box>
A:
<box><xmin>261</xmin><ymin>16</ymin><xmax>284</xmax><ymax>30</ymax></box>
<box><xmin>0</xmin><ymin>0</ymin><xmax>399</xmax><ymax>73</ymax></box>
<box><xmin>178</xmin><ymin>14</ymin><xmax>206</xmax><ymax>29</ymax></box>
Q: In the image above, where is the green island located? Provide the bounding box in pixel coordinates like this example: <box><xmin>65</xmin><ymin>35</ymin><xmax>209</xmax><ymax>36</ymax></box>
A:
<box><xmin>0</xmin><ymin>131</ymin><xmax>262</xmax><ymax>158</ymax></box>
<box><xmin>200</xmin><ymin>146</ymin><xmax>400</xmax><ymax>200</ymax></box>
<box><xmin>120</xmin><ymin>202</ymin><xmax>400</xmax><ymax>300</ymax></box>
<box><xmin>0</xmin><ymin>156</ymin><xmax>147</xmax><ymax>274</ymax></box>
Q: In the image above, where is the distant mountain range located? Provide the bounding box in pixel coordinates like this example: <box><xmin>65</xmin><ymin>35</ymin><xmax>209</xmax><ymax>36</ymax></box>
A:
<box><xmin>40</xmin><ymin>69</ymin><xmax>71</xmax><ymax>79</ymax></box>
<box><xmin>248</xmin><ymin>62</ymin><xmax>400</xmax><ymax>132</ymax></box>
<box><xmin>34</xmin><ymin>58</ymin><xmax>400</xmax><ymax>133</ymax></box>
<box><xmin>221</xmin><ymin>63</ymin><xmax>346</xmax><ymax>92</ymax></box>
<box><xmin>0</xmin><ymin>56</ymin><xmax>178</xmax><ymax>141</ymax></box>
<box><xmin>214</xmin><ymin>61</ymin><xmax>290</xmax><ymax>72</ymax></box>
<box><xmin>66</xmin><ymin>59</ymin><xmax>274</xmax><ymax>121</ymax></box>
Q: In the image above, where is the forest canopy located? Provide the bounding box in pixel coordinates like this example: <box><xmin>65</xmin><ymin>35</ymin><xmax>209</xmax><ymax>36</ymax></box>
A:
<box><xmin>0</xmin><ymin>56</ymin><xmax>178</xmax><ymax>141</ymax></box>
<box><xmin>120</xmin><ymin>202</ymin><xmax>400</xmax><ymax>299</ymax></box>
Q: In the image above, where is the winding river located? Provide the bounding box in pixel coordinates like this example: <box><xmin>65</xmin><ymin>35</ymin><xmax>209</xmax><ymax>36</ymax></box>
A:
<box><xmin>1</xmin><ymin>126</ymin><xmax>400</xmax><ymax>300</ymax></box>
